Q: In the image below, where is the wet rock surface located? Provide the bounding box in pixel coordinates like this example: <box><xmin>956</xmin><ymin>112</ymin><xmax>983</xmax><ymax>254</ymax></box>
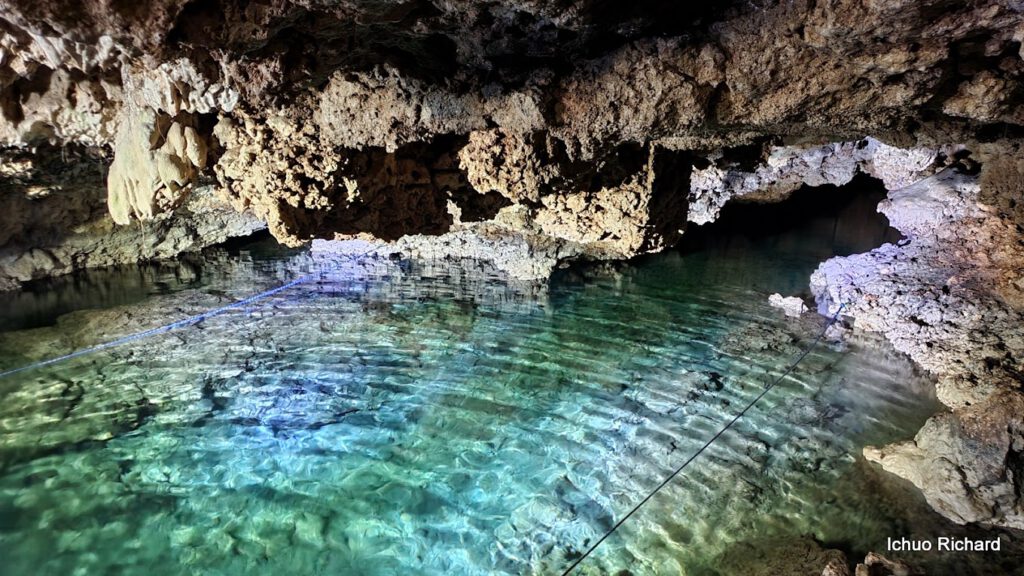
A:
<box><xmin>0</xmin><ymin>145</ymin><xmax>265</xmax><ymax>289</ymax></box>
<box><xmin>813</xmin><ymin>158</ymin><xmax>1024</xmax><ymax>530</ymax></box>
<box><xmin>2</xmin><ymin>0</ymin><xmax>1022</xmax><ymax>285</ymax></box>
<box><xmin>768</xmin><ymin>293</ymin><xmax>808</xmax><ymax>318</ymax></box>
<box><xmin>716</xmin><ymin>535</ymin><xmax>848</xmax><ymax>576</ymax></box>
<box><xmin>853</xmin><ymin>552</ymin><xmax>924</xmax><ymax>576</ymax></box>
<box><xmin>0</xmin><ymin>0</ymin><xmax>1023</xmax><ymax>557</ymax></box>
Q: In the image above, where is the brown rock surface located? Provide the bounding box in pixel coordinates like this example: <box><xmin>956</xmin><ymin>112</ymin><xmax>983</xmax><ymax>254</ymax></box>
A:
<box><xmin>1</xmin><ymin>0</ymin><xmax>1024</xmax><ymax>536</ymax></box>
<box><xmin>0</xmin><ymin>145</ymin><xmax>264</xmax><ymax>289</ymax></box>
<box><xmin>3</xmin><ymin>0</ymin><xmax>1022</xmax><ymax>259</ymax></box>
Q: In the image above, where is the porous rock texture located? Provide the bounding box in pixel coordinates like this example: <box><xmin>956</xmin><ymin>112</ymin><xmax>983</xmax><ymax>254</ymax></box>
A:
<box><xmin>3</xmin><ymin>0</ymin><xmax>1024</xmax><ymax>282</ymax></box>
<box><xmin>813</xmin><ymin>149</ymin><xmax>1024</xmax><ymax>530</ymax></box>
<box><xmin>0</xmin><ymin>144</ymin><xmax>263</xmax><ymax>289</ymax></box>
<box><xmin>1</xmin><ymin>0</ymin><xmax>1024</xmax><ymax>541</ymax></box>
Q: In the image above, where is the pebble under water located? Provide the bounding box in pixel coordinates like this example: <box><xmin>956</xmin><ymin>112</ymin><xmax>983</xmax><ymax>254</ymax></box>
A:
<box><xmin>0</xmin><ymin>189</ymin><xmax>1021</xmax><ymax>575</ymax></box>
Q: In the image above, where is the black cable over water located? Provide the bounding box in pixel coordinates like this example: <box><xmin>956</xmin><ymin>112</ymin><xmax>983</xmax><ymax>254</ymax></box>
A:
<box><xmin>560</xmin><ymin>303</ymin><xmax>847</xmax><ymax>575</ymax></box>
<box><xmin>0</xmin><ymin>247</ymin><xmax>380</xmax><ymax>380</ymax></box>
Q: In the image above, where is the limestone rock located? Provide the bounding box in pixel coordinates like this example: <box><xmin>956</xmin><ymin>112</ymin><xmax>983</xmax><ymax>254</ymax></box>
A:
<box><xmin>688</xmin><ymin>139</ymin><xmax>949</xmax><ymax>225</ymax></box>
<box><xmin>943</xmin><ymin>71</ymin><xmax>1024</xmax><ymax>125</ymax></box>
<box><xmin>0</xmin><ymin>66</ymin><xmax>121</xmax><ymax>146</ymax></box>
<box><xmin>2</xmin><ymin>0</ymin><xmax>1022</xmax><ymax>270</ymax></box>
<box><xmin>860</xmin><ymin>140</ymin><xmax>948</xmax><ymax>191</ymax></box>
<box><xmin>458</xmin><ymin>130</ymin><xmax>561</xmax><ymax>204</ymax></box>
<box><xmin>552</xmin><ymin>38</ymin><xmax>715</xmax><ymax>159</ymax></box>
<box><xmin>769</xmin><ymin>294</ymin><xmax>808</xmax><ymax>318</ymax></box>
<box><xmin>864</xmin><ymin>389</ymin><xmax>1024</xmax><ymax>529</ymax></box>
<box><xmin>125</xmin><ymin>59</ymin><xmax>239</xmax><ymax>116</ymax></box>
<box><xmin>106</xmin><ymin>107</ymin><xmax>207</xmax><ymax>225</ymax></box>
<box><xmin>854</xmin><ymin>552</ymin><xmax>923</xmax><ymax>576</ymax></box>
<box><xmin>813</xmin><ymin>165</ymin><xmax>1024</xmax><ymax>530</ymax></box>
<box><xmin>312</xmin><ymin>68</ymin><xmax>543</xmax><ymax>153</ymax></box>
<box><xmin>315</xmin><ymin>219</ymin><xmax>576</xmax><ymax>282</ymax></box>
<box><xmin>876</xmin><ymin>171</ymin><xmax>986</xmax><ymax>239</ymax></box>
<box><xmin>0</xmin><ymin>183</ymin><xmax>265</xmax><ymax>288</ymax></box>
<box><xmin>714</xmin><ymin>535</ymin><xmax>849</xmax><ymax>576</ymax></box>
<box><xmin>822</xmin><ymin>558</ymin><xmax>852</xmax><ymax>576</ymax></box>
<box><xmin>0</xmin><ymin>145</ymin><xmax>263</xmax><ymax>289</ymax></box>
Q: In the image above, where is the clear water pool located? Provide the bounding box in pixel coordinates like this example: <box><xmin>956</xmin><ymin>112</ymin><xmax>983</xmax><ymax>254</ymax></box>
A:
<box><xmin>0</xmin><ymin>189</ymin><xmax>1019</xmax><ymax>575</ymax></box>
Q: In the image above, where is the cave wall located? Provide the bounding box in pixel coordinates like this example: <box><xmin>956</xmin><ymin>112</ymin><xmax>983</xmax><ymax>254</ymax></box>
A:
<box><xmin>1</xmin><ymin>0</ymin><xmax>1022</xmax><ymax>284</ymax></box>
<box><xmin>813</xmin><ymin>144</ymin><xmax>1024</xmax><ymax>530</ymax></box>
<box><xmin>1</xmin><ymin>0</ymin><xmax>1024</xmax><ymax>536</ymax></box>
<box><xmin>0</xmin><ymin>144</ymin><xmax>264</xmax><ymax>290</ymax></box>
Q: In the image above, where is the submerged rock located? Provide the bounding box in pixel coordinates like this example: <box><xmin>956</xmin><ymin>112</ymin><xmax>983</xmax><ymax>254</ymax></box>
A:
<box><xmin>768</xmin><ymin>293</ymin><xmax>808</xmax><ymax>318</ymax></box>
<box><xmin>813</xmin><ymin>159</ymin><xmax>1024</xmax><ymax>530</ymax></box>
<box><xmin>854</xmin><ymin>552</ymin><xmax>924</xmax><ymax>576</ymax></box>
<box><xmin>715</xmin><ymin>535</ymin><xmax>848</xmax><ymax>576</ymax></box>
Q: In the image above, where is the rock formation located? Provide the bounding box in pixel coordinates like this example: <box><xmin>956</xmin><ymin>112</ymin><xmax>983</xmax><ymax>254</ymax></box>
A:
<box><xmin>0</xmin><ymin>0</ymin><xmax>1023</xmax><ymax>541</ymax></box>
<box><xmin>768</xmin><ymin>293</ymin><xmax>808</xmax><ymax>318</ymax></box>
<box><xmin>813</xmin><ymin>151</ymin><xmax>1024</xmax><ymax>530</ymax></box>
<box><xmin>3</xmin><ymin>0</ymin><xmax>1023</xmax><ymax>281</ymax></box>
<box><xmin>107</xmin><ymin>106</ymin><xmax>208</xmax><ymax>225</ymax></box>
<box><xmin>0</xmin><ymin>144</ymin><xmax>263</xmax><ymax>289</ymax></box>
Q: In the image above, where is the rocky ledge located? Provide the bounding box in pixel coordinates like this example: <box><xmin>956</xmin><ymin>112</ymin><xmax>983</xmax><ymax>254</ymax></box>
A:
<box><xmin>813</xmin><ymin>142</ymin><xmax>1024</xmax><ymax>530</ymax></box>
<box><xmin>2</xmin><ymin>0</ymin><xmax>1022</xmax><ymax>283</ymax></box>
<box><xmin>1</xmin><ymin>0</ymin><xmax>1023</xmax><ymax>549</ymax></box>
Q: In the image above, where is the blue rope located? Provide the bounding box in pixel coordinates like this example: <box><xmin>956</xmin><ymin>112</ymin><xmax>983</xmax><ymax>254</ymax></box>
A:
<box><xmin>0</xmin><ymin>245</ymin><xmax>383</xmax><ymax>380</ymax></box>
<box><xmin>560</xmin><ymin>302</ymin><xmax>848</xmax><ymax>575</ymax></box>
<box><xmin>0</xmin><ymin>274</ymin><xmax>317</xmax><ymax>380</ymax></box>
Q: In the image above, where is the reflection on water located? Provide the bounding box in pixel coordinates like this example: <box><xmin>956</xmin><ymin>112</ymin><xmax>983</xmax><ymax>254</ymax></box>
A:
<box><xmin>674</xmin><ymin>174</ymin><xmax>902</xmax><ymax>298</ymax></box>
<box><xmin>0</xmin><ymin>263</ymin><xmax>199</xmax><ymax>332</ymax></box>
<box><xmin>0</xmin><ymin>233</ymin><xmax>297</xmax><ymax>333</ymax></box>
<box><xmin>0</xmin><ymin>187</ymin><xmax>1019</xmax><ymax>575</ymax></box>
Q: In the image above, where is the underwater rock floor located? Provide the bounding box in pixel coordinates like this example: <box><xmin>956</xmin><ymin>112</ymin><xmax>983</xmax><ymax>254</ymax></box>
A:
<box><xmin>0</xmin><ymin>246</ymin><xmax>1021</xmax><ymax>575</ymax></box>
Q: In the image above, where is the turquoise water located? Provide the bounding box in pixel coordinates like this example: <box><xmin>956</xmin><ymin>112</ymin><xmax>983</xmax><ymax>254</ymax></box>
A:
<box><xmin>0</xmin><ymin>194</ymin><xmax>1020</xmax><ymax>575</ymax></box>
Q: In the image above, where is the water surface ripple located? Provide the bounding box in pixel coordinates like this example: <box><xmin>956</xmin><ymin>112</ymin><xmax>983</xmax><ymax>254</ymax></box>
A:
<box><xmin>0</xmin><ymin>245</ymin><xmax>1017</xmax><ymax>575</ymax></box>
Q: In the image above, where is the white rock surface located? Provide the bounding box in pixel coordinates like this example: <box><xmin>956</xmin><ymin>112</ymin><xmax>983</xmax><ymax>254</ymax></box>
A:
<box><xmin>812</xmin><ymin>165</ymin><xmax>1024</xmax><ymax>530</ymax></box>
<box><xmin>768</xmin><ymin>293</ymin><xmax>808</xmax><ymax>317</ymax></box>
<box><xmin>688</xmin><ymin>138</ymin><xmax>951</xmax><ymax>225</ymax></box>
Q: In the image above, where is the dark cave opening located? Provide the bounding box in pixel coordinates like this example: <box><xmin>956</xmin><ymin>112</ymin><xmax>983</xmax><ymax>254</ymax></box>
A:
<box><xmin>659</xmin><ymin>173</ymin><xmax>903</xmax><ymax>299</ymax></box>
<box><xmin>678</xmin><ymin>173</ymin><xmax>902</xmax><ymax>260</ymax></box>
